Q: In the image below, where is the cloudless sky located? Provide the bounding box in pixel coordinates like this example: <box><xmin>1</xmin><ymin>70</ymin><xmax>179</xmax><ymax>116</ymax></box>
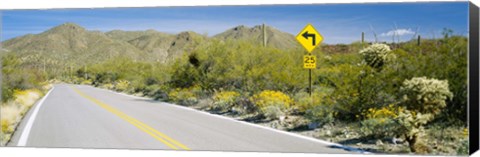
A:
<box><xmin>1</xmin><ymin>2</ymin><xmax>469</xmax><ymax>44</ymax></box>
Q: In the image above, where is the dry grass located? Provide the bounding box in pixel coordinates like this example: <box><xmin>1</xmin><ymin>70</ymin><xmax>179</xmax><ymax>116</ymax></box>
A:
<box><xmin>1</xmin><ymin>89</ymin><xmax>43</xmax><ymax>146</ymax></box>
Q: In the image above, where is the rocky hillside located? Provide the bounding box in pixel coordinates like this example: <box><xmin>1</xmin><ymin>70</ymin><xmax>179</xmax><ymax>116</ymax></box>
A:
<box><xmin>2</xmin><ymin>23</ymin><xmax>298</xmax><ymax>68</ymax></box>
<box><xmin>3</xmin><ymin>23</ymin><xmax>147</xmax><ymax>66</ymax></box>
<box><xmin>214</xmin><ymin>25</ymin><xmax>298</xmax><ymax>49</ymax></box>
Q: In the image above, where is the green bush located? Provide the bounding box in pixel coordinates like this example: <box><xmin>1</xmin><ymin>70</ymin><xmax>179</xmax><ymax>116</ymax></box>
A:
<box><xmin>262</xmin><ymin>105</ymin><xmax>285</xmax><ymax>120</ymax></box>
<box><xmin>305</xmin><ymin>104</ymin><xmax>336</xmax><ymax>126</ymax></box>
<box><xmin>294</xmin><ymin>88</ymin><xmax>337</xmax><ymax>125</ymax></box>
<box><xmin>114</xmin><ymin>79</ymin><xmax>131</xmax><ymax>92</ymax></box>
<box><xmin>456</xmin><ymin>139</ymin><xmax>469</xmax><ymax>155</ymax></box>
<box><xmin>317</xmin><ymin>63</ymin><xmax>364</xmax><ymax>120</ymax></box>
<box><xmin>1</xmin><ymin>53</ymin><xmax>46</xmax><ymax>102</ymax></box>
<box><xmin>293</xmin><ymin>88</ymin><xmax>333</xmax><ymax>113</ymax></box>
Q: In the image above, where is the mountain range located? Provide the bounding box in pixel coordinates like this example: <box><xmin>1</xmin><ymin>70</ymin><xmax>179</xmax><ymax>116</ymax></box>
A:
<box><xmin>2</xmin><ymin>23</ymin><xmax>299</xmax><ymax>68</ymax></box>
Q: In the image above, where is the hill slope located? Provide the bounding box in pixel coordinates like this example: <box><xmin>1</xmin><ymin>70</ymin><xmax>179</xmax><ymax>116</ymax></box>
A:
<box><xmin>3</xmin><ymin>23</ymin><xmax>147</xmax><ymax>69</ymax></box>
<box><xmin>2</xmin><ymin>23</ymin><xmax>299</xmax><ymax>70</ymax></box>
<box><xmin>214</xmin><ymin>25</ymin><xmax>298</xmax><ymax>49</ymax></box>
<box><xmin>126</xmin><ymin>31</ymin><xmax>207</xmax><ymax>63</ymax></box>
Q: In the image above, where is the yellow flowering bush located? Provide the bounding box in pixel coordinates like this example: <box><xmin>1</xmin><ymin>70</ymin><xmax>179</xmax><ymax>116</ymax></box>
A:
<box><xmin>250</xmin><ymin>90</ymin><xmax>293</xmax><ymax>119</ymax></box>
<box><xmin>211</xmin><ymin>91</ymin><xmax>240</xmax><ymax>111</ymax></box>
<box><xmin>1</xmin><ymin>119</ymin><xmax>13</xmax><ymax>135</ymax></box>
<box><xmin>360</xmin><ymin>104</ymin><xmax>404</xmax><ymax>138</ymax></box>
<box><xmin>362</xmin><ymin>104</ymin><xmax>405</xmax><ymax>119</ymax></box>
<box><xmin>2</xmin><ymin>89</ymin><xmax>44</xmax><ymax>145</ymax></box>
<box><xmin>168</xmin><ymin>86</ymin><xmax>199</xmax><ymax>106</ymax></box>
<box><xmin>81</xmin><ymin>79</ymin><xmax>93</xmax><ymax>85</ymax></box>
<box><xmin>250</xmin><ymin>90</ymin><xmax>293</xmax><ymax>109</ymax></box>
<box><xmin>463</xmin><ymin>128</ymin><xmax>468</xmax><ymax>137</ymax></box>
<box><xmin>13</xmin><ymin>89</ymin><xmax>42</xmax><ymax>109</ymax></box>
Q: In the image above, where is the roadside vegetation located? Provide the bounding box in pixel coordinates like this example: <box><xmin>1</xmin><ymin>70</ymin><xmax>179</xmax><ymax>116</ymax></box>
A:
<box><xmin>1</xmin><ymin>28</ymin><xmax>468</xmax><ymax>155</ymax></box>
<box><xmin>59</xmin><ymin>29</ymin><xmax>468</xmax><ymax>155</ymax></box>
<box><xmin>1</xmin><ymin>53</ymin><xmax>50</xmax><ymax>145</ymax></box>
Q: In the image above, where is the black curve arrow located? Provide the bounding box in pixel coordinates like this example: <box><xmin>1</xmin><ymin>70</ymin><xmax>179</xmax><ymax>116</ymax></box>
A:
<box><xmin>302</xmin><ymin>31</ymin><xmax>316</xmax><ymax>46</ymax></box>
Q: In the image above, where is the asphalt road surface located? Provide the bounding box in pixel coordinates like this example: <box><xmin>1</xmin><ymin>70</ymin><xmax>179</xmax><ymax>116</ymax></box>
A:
<box><xmin>8</xmin><ymin>84</ymin><xmax>361</xmax><ymax>153</ymax></box>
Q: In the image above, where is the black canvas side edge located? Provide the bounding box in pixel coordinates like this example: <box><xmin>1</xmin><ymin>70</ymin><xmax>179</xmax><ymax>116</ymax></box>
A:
<box><xmin>469</xmin><ymin>1</ymin><xmax>479</xmax><ymax>155</ymax></box>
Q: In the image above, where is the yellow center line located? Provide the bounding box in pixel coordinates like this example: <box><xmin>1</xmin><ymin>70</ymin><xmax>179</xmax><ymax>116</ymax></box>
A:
<box><xmin>70</xmin><ymin>86</ymin><xmax>190</xmax><ymax>150</ymax></box>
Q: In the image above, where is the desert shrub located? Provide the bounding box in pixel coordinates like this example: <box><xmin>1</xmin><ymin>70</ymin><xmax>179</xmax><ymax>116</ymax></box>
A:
<box><xmin>317</xmin><ymin>63</ymin><xmax>365</xmax><ymax>120</ymax></box>
<box><xmin>396</xmin><ymin>77</ymin><xmax>453</xmax><ymax>153</ymax></box>
<box><xmin>293</xmin><ymin>88</ymin><xmax>333</xmax><ymax>113</ymax></box>
<box><xmin>2</xmin><ymin>54</ymin><xmax>46</xmax><ymax>102</ymax></box>
<box><xmin>293</xmin><ymin>92</ymin><xmax>315</xmax><ymax>113</ymax></box>
<box><xmin>169</xmin><ymin>62</ymin><xmax>200</xmax><ymax>89</ymax></box>
<box><xmin>168</xmin><ymin>87</ymin><xmax>200</xmax><ymax>106</ymax></box>
<box><xmin>461</xmin><ymin>128</ymin><xmax>469</xmax><ymax>142</ymax></box>
<box><xmin>250</xmin><ymin>90</ymin><xmax>293</xmax><ymax>120</ymax></box>
<box><xmin>359</xmin><ymin>104</ymin><xmax>404</xmax><ymax>138</ymax></box>
<box><xmin>1</xmin><ymin>106</ymin><xmax>18</xmax><ymax>136</ymax></box>
<box><xmin>169</xmin><ymin>39</ymin><xmax>308</xmax><ymax>93</ymax></box>
<box><xmin>1</xmin><ymin>88</ymin><xmax>44</xmax><ymax>145</ymax></box>
<box><xmin>456</xmin><ymin>139</ymin><xmax>469</xmax><ymax>155</ymax></box>
<box><xmin>400</xmin><ymin>77</ymin><xmax>453</xmax><ymax>115</ymax></box>
<box><xmin>1</xmin><ymin>118</ymin><xmax>14</xmax><ymax>145</ymax></box>
<box><xmin>394</xmin><ymin>34</ymin><xmax>467</xmax><ymax>123</ymax></box>
<box><xmin>396</xmin><ymin>110</ymin><xmax>433</xmax><ymax>152</ymax></box>
<box><xmin>359</xmin><ymin>43</ymin><xmax>395</xmax><ymax>70</ymax></box>
<box><xmin>114</xmin><ymin>79</ymin><xmax>131</xmax><ymax>92</ymax></box>
<box><xmin>2</xmin><ymin>85</ymin><xmax>14</xmax><ymax>103</ymax></box>
<box><xmin>150</xmin><ymin>89</ymin><xmax>169</xmax><ymax>101</ymax></box>
<box><xmin>100</xmin><ymin>83</ymin><xmax>115</xmax><ymax>90</ymax></box>
<box><xmin>80</xmin><ymin>79</ymin><xmax>93</xmax><ymax>85</ymax></box>
<box><xmin>294</xmin><ymin>88</ymin><xmax>337</xmax><ymax>126</ymax></box>
<box><xmin>143</xmin><ymin>85</ymin><xmax>169</xmax><ymax>101</ymax></box>
<box><xmin>92</xmin><ymin>72</ymin><xmax>118</xmax><ymax>86</ymax></box>
<box><xmin>305</xmin><ymin>104</ymin><xmax>337</xmax><ymax>126</ymax></box>
<box><xmin>13</xmin><ymin>89</ymin><xmax>42</xmax><ymax>108</ymax></box>
<box><xmin>413</xmin><ymin>140</ymin><xmax>433</xmax><ymax>154</ymax></box>
<box><xmin>232</xmin><ymin>96</ymin><xmax>258</xmax><ymax>115</ymax></box>
<box><xmin>262</xmin><ymin>105</ymin><xmax>285</xmax><ymax>120</ymax></box>
<box><xmin>211</xmin><ymin>91</ymin><xmax>240</xmax><ymax>112</ymax></box>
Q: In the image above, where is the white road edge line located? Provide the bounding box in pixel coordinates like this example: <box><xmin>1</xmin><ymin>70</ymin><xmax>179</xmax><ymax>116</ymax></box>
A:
<box><xmin>17</xmin><ymin>87</ymin><xmax>55</xmax><ymax>146</ymax></box>
<box><xmin>82</xmin><ymin>85</ymin><xmax>371</xmax><ymax>154</ymax></box>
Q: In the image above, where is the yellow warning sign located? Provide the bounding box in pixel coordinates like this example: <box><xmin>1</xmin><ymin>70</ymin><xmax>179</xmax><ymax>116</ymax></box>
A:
<box><xmin>303</xmin><ymin>55</ymin><xmax>316</xmax><ymax>69</ymax></box>
<box><xmin>296</xmin><ymin>24</ymin><xmax>323</xmax><ymax>53</ymax></box>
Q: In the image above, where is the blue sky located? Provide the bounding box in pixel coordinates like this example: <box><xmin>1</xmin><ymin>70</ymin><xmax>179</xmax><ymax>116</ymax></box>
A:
<box><xmin>1</xmin><ymin>2</ymin><xmax>469</xmax><ymax>44</ymax></box>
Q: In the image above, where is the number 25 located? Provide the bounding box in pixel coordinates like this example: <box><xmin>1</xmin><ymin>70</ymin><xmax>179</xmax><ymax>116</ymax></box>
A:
<box><xmin>305</xmin><ymin>57</ymin><xmax>315</xmax><ymax>63</ymax></box>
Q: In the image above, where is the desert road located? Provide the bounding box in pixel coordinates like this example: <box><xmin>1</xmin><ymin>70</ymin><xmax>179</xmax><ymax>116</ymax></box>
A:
<box><xmin>8</xmin><ymin>84</ymin><xmax>360</xmax><ymax>153</ymax></box>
